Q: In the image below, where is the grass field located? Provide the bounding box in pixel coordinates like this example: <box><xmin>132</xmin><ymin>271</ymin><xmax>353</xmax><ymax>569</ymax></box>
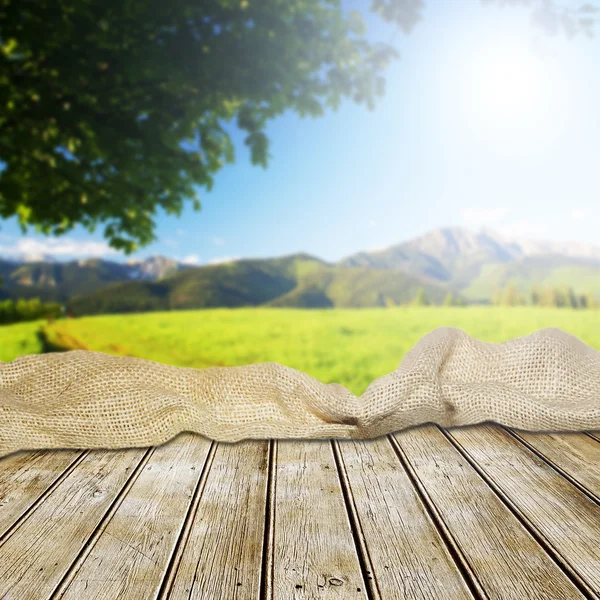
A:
<box><xmin>8</xmin><ymin>306</ymin><xmax>594</xmax><ymax>395</ymax></box>
<box><xmin>0</xmin><ymin>320</ymin><xmax>46</xmax><ymax>362</ymax></box>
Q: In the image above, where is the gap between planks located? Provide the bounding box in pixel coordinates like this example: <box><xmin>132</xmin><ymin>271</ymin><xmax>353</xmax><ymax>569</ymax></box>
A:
<box><xmin>331</xmin><ymin>439</ymin><xmax>381</xmax><ymax>600</ymax></box>
<box><xmin>259</xmin><ymin>440</ymin><xmax>277</xmax><ymax>600</ymax></box>
<box><xmin>6</xmin><ymin>426</ymin><xmax>599</xmax><ymax>600</ymax></box>
<box><xmin>503</xmin><ymin>427</ymin><xmax>600</xmax><ymax>508</ymax></box>
<box><xmin>154</xmin><ymin>441</ymin><xmax>218</xmax><ymax>600</ymax></box>
<box><xmin>385</xmin><ymin>434</ymin><xmax>487</xmax><ymax>600</ymax></box>
<box><xmin>441</xmin><ymin>426</ymin><xmax>600</xmax><ymax>600</ymax></box>
<box><xmin>0</xmin><ymin>450</ymin><xmax>88</xmax><ymax>547</ymax></box>
<box><xmin>49</xmin><ymin>447</ymin><xmax>156</xmax><ymax>599</ymax></box>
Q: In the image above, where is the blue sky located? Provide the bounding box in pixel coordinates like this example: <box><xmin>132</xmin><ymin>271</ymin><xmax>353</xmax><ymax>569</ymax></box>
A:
<box><xmin>1</xmin><ymin>0</ymin><xmax>599</xmax><ymax>265</ymax></box>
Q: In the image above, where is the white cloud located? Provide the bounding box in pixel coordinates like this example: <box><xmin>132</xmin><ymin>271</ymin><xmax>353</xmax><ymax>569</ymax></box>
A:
<box><xmin>0</xmin><ymin>237</ymin><xmax>120</xmax><ymax>261</ymax></box>
<box><xmin>570</xmin><ymin>209</ymin><xmax>587</xmax><ymax>222</ymax></box>
<box><xmin>498</xmin><ymin>220</ymin><xmax>549</xmax><ymax>240</ymax></box>
<box><xmin>365</xmin><ymin>245</ymin><xmax>390</xmax><ymax>253</ymax></box>
<box><xmin>163</xmin><ymin>237</ymin><xmax>180</xmax><ymax>248</ymax></box>
<box><xmin>181</xmin><ymin>254</ymin><xmax>201</xmax><ymax>265</ymax></box>
<box><xmin>208</xmin><ymin>256</ymin><xmax>239</xmax><ymax>265</ymax></box>
<box><xmin>175</xmin><ymin>228</ymin><xmax>186</xmax><ymax>237</ymax></box>
<box><xmin>460</xmin><ymin>207</ymin><xmax>509</xmax><ymax>226</ymax></box>
<box><xmin>368</xmin><ymin>220</ymin><xmax>376</xmax><ymax>228</ymax></box>
<box><xmin>211</xmin><ymin>236</ymin><xmax>225</xmax><ymax>246</ymax></box>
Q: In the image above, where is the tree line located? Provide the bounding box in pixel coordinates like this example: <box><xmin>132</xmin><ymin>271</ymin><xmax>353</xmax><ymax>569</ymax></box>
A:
<box><xmin>409</xmin><ymin>285</ymin><xmax>598</xmax><ymax>308</ymax></box>
<box><xmin>0</xmin><ymin>298</ymin><xmax>63</xmax><ymax>325</ymax></box>
<box><xmin>492</xmin><ymin>284</ymin><xmax>597</xmax><ymax>308</ymax></box>
<box><xmin>411</xmin><ymin>289</ymin><xmax>467</xmax><ymax>307</ymax></box>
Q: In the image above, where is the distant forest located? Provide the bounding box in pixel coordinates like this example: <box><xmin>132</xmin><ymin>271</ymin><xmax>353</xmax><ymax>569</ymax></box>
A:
<box><xmin>412</xmin><ymin>284</ymin><xmax>597</xmax><ymax>309</ymax></box>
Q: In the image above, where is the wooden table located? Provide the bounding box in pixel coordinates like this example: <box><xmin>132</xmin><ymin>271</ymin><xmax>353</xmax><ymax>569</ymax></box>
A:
<box><xmin>1</xmin><ymin>424</ymin><xmax>600</xmax><ymax>599</ymax></box>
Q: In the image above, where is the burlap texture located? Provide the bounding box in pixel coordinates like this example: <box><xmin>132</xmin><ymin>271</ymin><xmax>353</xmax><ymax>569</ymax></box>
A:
<box><xmin>1</xmin><ymin>326</ymin><xmax>599</xmax><ymax>458</ymax></box>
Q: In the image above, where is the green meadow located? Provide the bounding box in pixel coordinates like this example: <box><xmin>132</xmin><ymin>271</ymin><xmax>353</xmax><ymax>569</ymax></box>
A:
<box><xmin>0</xmin><ymin>320</ymin><xmax>46</xmax><ymax>362</ymax></box>
<box><xmin>1</xmin><ymin>306</ymin><xmax>594</xmax><ymax>396</ymax></box>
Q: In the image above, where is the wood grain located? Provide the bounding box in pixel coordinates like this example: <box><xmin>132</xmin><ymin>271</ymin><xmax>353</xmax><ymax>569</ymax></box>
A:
<box><xmin>0</xmin><ymin>447</ymin><xmax>147</xmax><ymax>600</ymax></box>
<box><xmin>271</xmin><ymin>439</ymin><xmax>366</xmax><ymax>599</ymax></box>
<box><xmin>167</xmin><ymin>440</ymin><xmax>269</xmax><ymax>600</ymax></box>
<box><xmin>448</xmin><ymin>424</ymin><xmax>600</xmax><ymax>597</ymax></box>
<box><xmin>56</xmin><ymin>433</ymin><xmax>212</xmax><ymax>599</ymax></box>
<box><xmin>2</xmin><ymin>425</ymin><xmax>600</xmax><ymax>599</ymax></box>
<box><xmin>393</xmin><ymin>424</ymin><xmax>585</xmax><ymax>599</ymax></box>
<box><xmin>510</xmin><ymin>430</ymin><xmax>600</xmax><ymax>501</ymax></box>
<box><xmin>0</xmin><ymin>449</ymin><xmax>84</xmax><ymax>541</ymax></box>
<box><xmin>335</xmin><ymin>436</ymin><xmax>475</xmax><ymax>599</ymax></box>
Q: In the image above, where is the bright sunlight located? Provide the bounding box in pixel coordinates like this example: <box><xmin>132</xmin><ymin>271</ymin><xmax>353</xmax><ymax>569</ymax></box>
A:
<box><xmin>459</xmin><ymin>40</ymin><xmax>568</xmax><ymax>152</ymax></box>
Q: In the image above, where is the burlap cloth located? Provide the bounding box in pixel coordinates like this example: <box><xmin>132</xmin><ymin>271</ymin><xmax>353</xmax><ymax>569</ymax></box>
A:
<box><xmin>1</xmin><ymin>327</ymin><xmax>599</xmax><ymax>458</ymax></box>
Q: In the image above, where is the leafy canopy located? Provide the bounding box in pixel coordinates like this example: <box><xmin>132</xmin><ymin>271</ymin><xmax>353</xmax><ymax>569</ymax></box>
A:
<box><xmin>0</xmin><ymin>0</ymin><xmax>596</xmax><ymax>252</ymax></box>
<box><xmin>0</xmin><ymin>0</ymin><xmax>422</xmax><ymax>252</ymax></box>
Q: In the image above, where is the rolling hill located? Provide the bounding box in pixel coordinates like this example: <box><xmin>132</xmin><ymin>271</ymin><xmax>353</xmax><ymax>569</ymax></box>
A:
<box><xmin>2</xmin><ymin>227</ymin><xmax>599</xmax><ymax>313</ymax></box>
<box><xmin>267</xmin><ymin>264</ymin><xmax>448</xmax><ymax>308</ymax></box>
<box><xmin>461</xmin><ymin>254</ymin><xmax>600</xmax><ymax>301</ymax></box>
<box><xmin>66</xmin><ymin>254</ymin><xmax>450</xmax><ymax>315</ymax></box>
<box><xmin>0</xmin><ymin>256</ymin><xmax>191</xmax><ymax>303</ymax></box>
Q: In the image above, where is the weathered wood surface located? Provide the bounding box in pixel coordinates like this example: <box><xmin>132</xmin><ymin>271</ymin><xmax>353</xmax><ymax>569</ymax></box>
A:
<box><xmin>0</xmin><ymin>448</ymin><xmax>83</xmax><ymax>540</ymax></box>
<box><xmin>272</xmin><ymin>440</ymin><xmax>366</xmax><ymax>598</ymax></box>
<box><xmin>57</xmin><ymin>433</ymin><xmax>213</xmax><ymax>600</ymax></box>
<box><xmin>449</xmin><ymin>425</ymin><xmax>600</xmax><ymax>598</ymax></box>
<box><xmin>166</xmin><ymin>439</ymin><xmax>269</xmax><ymax>600</ymax></box>
<box><xmin>0</xmin><ymin>424</ymin><xmax>599</xmax><ymax>600</ymax></box>
<box><xmin>333</xmin><ymin>436</ymin><xmax>474</xmax><ymax>599</ymax></box>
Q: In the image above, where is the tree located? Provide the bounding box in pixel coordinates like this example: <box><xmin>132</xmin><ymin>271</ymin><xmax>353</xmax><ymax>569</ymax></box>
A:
<box><xmin>567</xmin><ymin>287</ymin><xmax>579</xmax><ymax>309</ymax></box>
<box><xmin>539</xmin><ymin>286</ymin><xmax>559</xmax><ymax>307</ymax></box>
<box><xmin>491</xmin><ymin>288</ymin><xmax>503</xmax><ymax>306</ymax></box>
<box><xmin>0</xmin><ymin>296</ymin><xmax>61</xmax><ymax>324</ymax></box>
<box><xmin>443</xmin><ymin>291</ymin><xmax>455</xmax><ymax>306</ymax></box>
<box><xmin>502</xmin><ymin>283</ymin><xmax>525</xmax><ymax>306</ymax></box>
<box><xmin>584</xmin><ymin>291</ymin><xmax>597</xmax><ymax>309</ymax></box>
<box><xmin>530</xmin><ymin>284</ymin><xmax>542</xmax><ymax>306</ymax></box>
<box><xmin>554</xmin><ymin>286</ymin><xmax>569</xmax><ymax>308</ymax></box>
<box><xmin>0</xmin><ymin>0</ymin><xmax>420</xmax><ymax>253</ymax></box>
<box><xmin>384</xmin><ymin>296</ymin><xmax>397</xmax><ymax>308</ymax></box>
<box><xmin>442</xmin><ymin>291</ymin><xmax>466</xmax><ymax>306</ymax></box>
<box><xmin>0</xmin><ymin>0</ymin><xmax>596</xmax><ymax>253</ymax></box>
<box><xmin>413</xmin><ymin>287</ymin><xmax>430</xmax><ymax>306</ymax></box>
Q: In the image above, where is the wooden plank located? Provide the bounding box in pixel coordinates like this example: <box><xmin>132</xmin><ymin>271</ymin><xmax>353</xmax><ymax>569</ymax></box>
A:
<box><xmin>335</xmin><ymin>437</ymin><xmax>475</xmax><ymax>600</ymax></box>
<box><xmin>0</xmin><ymin>447</ymin><xmax>148</xmax><ymax>600</ymax></box>
<box><xmin>55</xmin><ymin>433</ymin><xmax>213</xmax><ymax>600</ymax></box>
<box><xmin>271</xmin><ymin>440</ymin><xmax>366</xmax><ymax>598</ymax></box>
<box><xmin>166</xmin><ymin>440</ymin><xmax>269</xmax><ymax>600</ymax></box>
<box><xmin>509</xmin><ymin>430</ymin><xmax>600</xmax><ymax>501</ymax></box>
<box><xmin>392</xmin><ymin>425</ymin><xmax>586</xmax><ymax>599</ymax></box>
<box><xmin>448</xmin><ymin>424</ymin><xmax>600</xmax><ymax>597</ymax></box>
<box><xmin>0</xmin><ymin>449</ymin><xmax>83</xmax><ymax>539</ymax></box>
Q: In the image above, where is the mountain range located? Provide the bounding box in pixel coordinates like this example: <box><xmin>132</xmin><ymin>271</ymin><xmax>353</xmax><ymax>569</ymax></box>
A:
<box><xmin>341</xmin><ymin>228</ymin><xmax>600</xmax><ymax>300</ymax></box>
<box><xmin>1</xmin><ymin>227</ymin><xmax>599</xmax><ymax>315</ymax></box>
<box><xmin>0</xmin><ymin>256</ymin><xmax>192</xmax><ymax>304</ymax></box>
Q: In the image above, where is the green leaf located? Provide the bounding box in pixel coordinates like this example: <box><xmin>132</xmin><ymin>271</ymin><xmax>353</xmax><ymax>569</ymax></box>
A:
<box><xmin>0</xmin><ymin>0</ymin><xmax>406</xmax><ymax>252</ymax></box>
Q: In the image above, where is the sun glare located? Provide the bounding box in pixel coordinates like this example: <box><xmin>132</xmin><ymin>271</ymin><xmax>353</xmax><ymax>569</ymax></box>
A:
<box><xmin>475</xmin><ymin>49</ymin><xmax>538</xmax><ymax>115</ymax></box>
<box><xmin>459</xmin><ymin>41</ymin><xmax>566</xmax><ymax>152</ymax></box>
